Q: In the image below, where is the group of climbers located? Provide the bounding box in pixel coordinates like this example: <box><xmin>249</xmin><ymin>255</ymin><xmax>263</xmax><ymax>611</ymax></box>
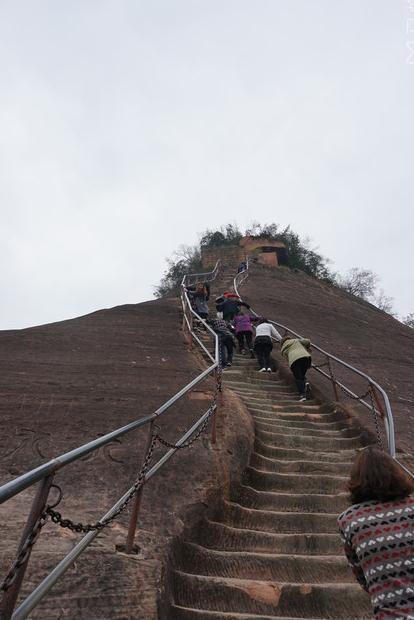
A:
<box><xmin>185</xmin><ymin>283</ymin><xmax>313</xmax><ymax>401</ymax></box>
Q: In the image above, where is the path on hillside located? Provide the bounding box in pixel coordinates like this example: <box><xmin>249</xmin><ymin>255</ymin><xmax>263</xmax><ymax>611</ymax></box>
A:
<box><xmin>169</xmin><ymin>349</ymin><xmax>372</xmax><ymax>618</ymax></box>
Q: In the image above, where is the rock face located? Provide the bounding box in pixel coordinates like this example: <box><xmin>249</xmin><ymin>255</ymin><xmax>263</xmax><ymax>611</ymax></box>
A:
<box><xmin>167</xmin><ymin>354</ymin><xmax>372</xmax><ymax>618</ymax></box>
<box><xmin>0</xmin><ymin>297</ymin><xmax>254</xmax><ymax>618</ymax></box>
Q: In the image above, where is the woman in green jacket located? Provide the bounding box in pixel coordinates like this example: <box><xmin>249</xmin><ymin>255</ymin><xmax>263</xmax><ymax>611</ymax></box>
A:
<box><xmin>280</xmin><ymin>337</ymin><xmax>312</xmax><ymax>401</ymax></box>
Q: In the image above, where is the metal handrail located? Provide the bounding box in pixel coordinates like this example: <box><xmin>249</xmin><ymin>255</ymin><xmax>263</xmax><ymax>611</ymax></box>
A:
<box><xmin>233</xmin><ymin>262</ymin><xmax>398</xmax><ymax>457</ymax></box>
<box><xmin>0</xmin><ymin>262</ymin><xmax>221</xmax><ymax>619</ymax></box>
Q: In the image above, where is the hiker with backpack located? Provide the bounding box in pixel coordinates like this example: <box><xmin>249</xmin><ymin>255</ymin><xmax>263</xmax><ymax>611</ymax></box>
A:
<box><xmin>253</xmin><ymin>318</ymin><xmax>282</xmax><ymax>372</ymax></box>
<box><xmin>280</xmin><ymin>336</ymin><xmax>312</xmax><ymax>401</ymax></box>
<box><xmin>233</xmin><ymin>309</ymin><xmax>258</xmax><ymax>357</ymax></box>
<box><xmin>209</xmin><ymin>315</ymin><xmax>236</xmax><ymax>369</ymax></box>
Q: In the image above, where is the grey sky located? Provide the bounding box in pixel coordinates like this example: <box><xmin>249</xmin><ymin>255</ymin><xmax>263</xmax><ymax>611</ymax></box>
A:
<box><xmin>1</xmin><ymin>1</ymin><xmax>413</xmax><ymax>329</ymax></box>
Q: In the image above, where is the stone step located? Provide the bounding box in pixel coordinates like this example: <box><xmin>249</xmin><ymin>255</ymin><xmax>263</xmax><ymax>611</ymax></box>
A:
<box><xmin>172</xmin><ymin>572</ymin><xmax>371</xmax><ymax>618</ymax></box>
<box><xmin>232</xmin><ymin>388</ymin><xmax>298</xmax><ymax>397</ymax></box>
<box><xmin>224</xmin><ymin>380</ymin><xmax>289</xmax><ymax>389</ymax></box>
<box><xmin>234</xmin><ymin>485</ymin><xmax>349</xmax><ymax>514</ymax></box>
<box><xmin>252</xmin><ymin>415</ymin><xmax>348</xmax><ymax>431</ymax></box>
<box><xmin>193</xmin><ymin>520</ymin><xmax>343</xmax><ymax>555</ymax></box>
<box><xmin>254</xmin><ymin>438</ymin><xmax>357</xmax><ymax>461</ymax></box>
<box><xmin>253</xmin><ymin>420</ymin><xmax>351</xmax><ymax>438</ymax></box>
<box><xmin>255</xmin><ymin>429</ymin><xmax>361</xmax><ymax>451</ymax></box>
<box><xmin>248</xmin><ymin>404</ymin><xmax>325</xmax><ymax>415</ymax></box>
<box><xmin>244</xmin><ymin>468</ymin><xmax>347</xmax><ymax>495</ymax></box>
<box><xmin>176</xmin><ymin>543</ymin><xmax>351</xmax><ymax>582</ymax></box>
<box><xmin>221</xmin><ymin>501</ymin><xmax>339</xmax><ymax>533</ymax></box>
<box><xmin>249</xmin><ymin>453</ymin><xmax>351</xmax><ymax>476</ymax></box>
<box><xmin>171</xmin><ymin>607</ymin><xmax>321</xmax><ymax>620</ymax></box>
<box><xmin>242</xmin><ymin>395</ymin><xmax>315</xmax><ymax>405</ymax></box>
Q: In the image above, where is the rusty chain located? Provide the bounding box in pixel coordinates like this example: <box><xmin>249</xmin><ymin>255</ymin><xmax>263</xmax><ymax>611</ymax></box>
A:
<box><xmin>0</xmin><ymin>511</ymin><xmax>48</xmax><ymax>592</ymax></box>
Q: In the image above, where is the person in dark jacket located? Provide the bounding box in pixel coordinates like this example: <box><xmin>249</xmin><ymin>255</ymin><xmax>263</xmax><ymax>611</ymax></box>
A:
<box><xmin>338</xmin><ymin>447</ymin><xmax>414</xmax><ymax>620</ymax></box>
<box><xmin>209</xmin><ymin>316</ymin><xmax>235</xmax><ymax>368</ymax></box>
<box><xmin>280</xmin><ymin>337</ymin><xmax>312</xmax><ymax>400</ymax></box>
<box><xmin>215</xmin><ymin>294</ymin><xmax>250</xmax><ymax>322</ymax></box>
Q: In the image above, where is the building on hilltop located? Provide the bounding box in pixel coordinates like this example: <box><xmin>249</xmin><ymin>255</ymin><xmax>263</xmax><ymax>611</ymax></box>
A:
<box><xmin>201</xmin><ymin>236</ymin><xmax>288</xmax><ymax>269</ymax></box>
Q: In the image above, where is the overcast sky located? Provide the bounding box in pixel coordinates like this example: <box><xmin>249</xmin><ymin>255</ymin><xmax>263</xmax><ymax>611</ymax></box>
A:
<box><xmin>1</xmin><ymin>1</ymin><xmax>413</xmax><ymax>330</ymax></box>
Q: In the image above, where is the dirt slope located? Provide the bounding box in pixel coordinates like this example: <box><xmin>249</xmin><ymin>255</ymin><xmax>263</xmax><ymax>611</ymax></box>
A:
<box><xmin>240</xmin><ymin>263</ymin><xmax>414</xmax><ymax>456</ymax></box>
<box><xmin>0</xmin><ymin>297</ymin><xmax>252</xmax><ymax>618</ymax></box>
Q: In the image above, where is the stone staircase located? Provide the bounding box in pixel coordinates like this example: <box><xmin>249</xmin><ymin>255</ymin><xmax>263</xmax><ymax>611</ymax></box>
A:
<box><xmin>169</xmin><ymin>353</ymin><xmax>372</xmax><ymax>618</ymax></box>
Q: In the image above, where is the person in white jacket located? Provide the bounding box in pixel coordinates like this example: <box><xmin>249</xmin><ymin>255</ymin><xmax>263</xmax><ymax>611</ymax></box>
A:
<box><xmin>253</xmin><ymin>318</ymin><xmax>282</xmax><ymax>372</ymax></box>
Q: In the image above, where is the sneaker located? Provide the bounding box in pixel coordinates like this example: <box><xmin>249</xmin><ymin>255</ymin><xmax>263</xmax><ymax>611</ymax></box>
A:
<box><xmin>266</xmin><ymin>368</ymin><xmax>272</xmax><ymax>373</ymax></box>
<box><xmin>258</xmin><ymin>368</ymin><xmax>267</xmax><ymax>372</ymax></box>
<box><xmin>241</xmin><ymin>349</ymin><xmax>246</xmax><ymax>355</ymax></box>
<box><xmin>299</xmin><ymin>395</ymin><xmax>306</xmax><ymax>402</ymax></box>
<box><xmin>305</xmin><ymin>382</ymin><xmax>311</xmax><ymax>398</ymax></box>
<box><xmin>249</xmin><ymin>350</ymin><xmax>255</xmax><ymax>359</ymax></box>
<box><xmin>226</xmin><ymin>362</ymin><xmax>232</xmax><ymax>367</ymax></box>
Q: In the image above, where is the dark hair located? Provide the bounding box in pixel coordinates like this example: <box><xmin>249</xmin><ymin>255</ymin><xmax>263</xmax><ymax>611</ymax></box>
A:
<box><xmin>348</xmin><ymin>447</ymin><xmax>414</xmax><ymax>504</ymax></box>
<box><xmin>257</xmin><ymin>317</ymin><xmax>268</xmax><ymax>325</ymax></box>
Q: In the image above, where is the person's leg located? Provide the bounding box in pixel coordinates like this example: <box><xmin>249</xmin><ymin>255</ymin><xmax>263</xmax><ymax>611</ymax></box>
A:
<box><xmin>290</xmin><ymin>358</ymin><xmax>307</xmax><ymax>396</ymax></box>
<box><xmin>254</xmin><ymin>343</ymin><xmax>266</xmax><ymax>370</ymax></box>
<box><xmin>226</xmin><ymin>338</ymin><xmax>234</xmax><ymax>365</ymax></box>
<box><xmin>303</xmin><ymin>357</ymin><xmax>312</xmax><ymax>397</ymax></box>
<box><xmin>245</xmin><ymin>332</ymin><xmax>254</xmax><ymax>358</ymax></box>
<box><xmin>264</xmin><ymin>342</ymin><xmax>273</xmax><ymax>371</ymax></box>
<box><xmin>236</xmin><ymin>332</ymin><xmax>244</xmax><ymax>353</ymax></box>
<box><xmin>220</xmin><ymin>340</ymin><xmax>228</xmax><ymax>367</ymax></box>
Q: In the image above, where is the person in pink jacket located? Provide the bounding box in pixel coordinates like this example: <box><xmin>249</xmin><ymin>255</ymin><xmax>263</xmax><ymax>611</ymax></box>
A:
<box><xmin>233</xmin><ymin>310</ymin><xmax>258</xmax><ymax>357</ymax></box>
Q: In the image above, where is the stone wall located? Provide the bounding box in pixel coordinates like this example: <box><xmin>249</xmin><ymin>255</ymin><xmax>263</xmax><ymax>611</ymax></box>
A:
<box><xmin>201</xmin><ymin>237</ymin><xmax>287</xmax><ymax>270</ymax></box>
<box><xmin>201</xmin><ymin>246</ymin><xmax>244</xmax><ymax>270</ymax></box>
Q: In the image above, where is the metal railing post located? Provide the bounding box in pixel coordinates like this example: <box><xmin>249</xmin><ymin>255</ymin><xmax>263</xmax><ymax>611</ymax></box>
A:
<box><xmin>0</xmin><ymin>475</ymin><xmax>54</xmax><ymax>620</ymax></box>
<box><xmin>369</xmin><ymin>384</ymin><xmax>392</xmax><ymax>453</ymax></box>
<box><xmin>125</xmin><ymin>421</ymin><xmax>155</xmax><ymax>554</ymax></box>
<box><xmin>326</xmin><ymin>358</ymin><xmax>340</xmax><ymax>401</ymax></box>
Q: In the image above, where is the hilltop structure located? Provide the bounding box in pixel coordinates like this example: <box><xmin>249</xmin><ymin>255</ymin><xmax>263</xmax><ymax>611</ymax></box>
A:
<box><xmin>201</xmin><ymin>235</ymin><xmax>288</xmax><ymax>269</ymax></box>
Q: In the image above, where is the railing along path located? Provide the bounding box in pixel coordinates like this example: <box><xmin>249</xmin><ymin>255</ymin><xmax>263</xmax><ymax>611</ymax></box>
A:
<box><xmin>0</xmin><ymin>261</ymin><xmax>221</xmax><ymax>620</ymax></box>
<box><xmin>234</xmin><ymin>260</ymin><xmax>413</xmax><ymax>479</ymax></box>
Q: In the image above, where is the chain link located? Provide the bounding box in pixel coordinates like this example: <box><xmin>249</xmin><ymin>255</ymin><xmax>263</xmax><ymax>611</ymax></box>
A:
<box><xmin>0</xmin><ymin>511</ymin><xmax>48</xmax><ymax>592</ymax></box>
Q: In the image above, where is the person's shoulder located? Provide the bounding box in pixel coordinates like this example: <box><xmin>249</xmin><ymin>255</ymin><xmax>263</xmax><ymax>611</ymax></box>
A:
<box><xmin>337</xmin><ymin>500</ymin><xmax>380</xmax><ymax>525</ymax></box>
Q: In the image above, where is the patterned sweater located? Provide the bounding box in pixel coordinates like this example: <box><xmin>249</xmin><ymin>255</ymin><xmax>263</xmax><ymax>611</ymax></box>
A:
<box><xmin>338</xmin><ymin>496</ymin><xmax>414</xmax><ymax>619</ymax></box>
